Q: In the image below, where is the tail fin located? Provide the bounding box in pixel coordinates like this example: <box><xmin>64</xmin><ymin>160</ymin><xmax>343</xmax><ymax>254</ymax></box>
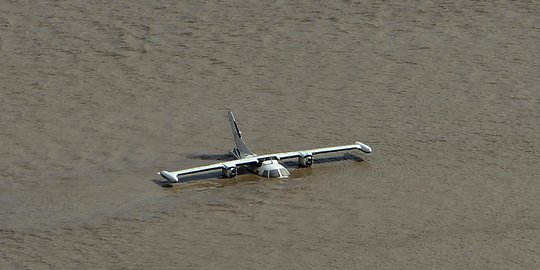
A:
<box><xmin>227</xmin><ymin>110</ymin><xmax>254</xmax><ymax>158</ymax></box>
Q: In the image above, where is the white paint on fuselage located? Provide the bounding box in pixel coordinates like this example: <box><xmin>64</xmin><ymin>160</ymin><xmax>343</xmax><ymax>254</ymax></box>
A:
<box><xmin>247</xmin><ymin>159</ymin><xmax>290</xmax><ymax>178</ymax></box>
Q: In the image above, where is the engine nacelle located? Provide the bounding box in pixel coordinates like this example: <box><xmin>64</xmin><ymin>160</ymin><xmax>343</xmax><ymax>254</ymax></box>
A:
<box><xmin>222</xmin><ymin>166</ymin><xmax>237</xmax><ymax>178</ymax></box>
<box><xmin>298</xmin><ymin>154</ymin><xmax>313</xmax><ymax>167</ymax></box>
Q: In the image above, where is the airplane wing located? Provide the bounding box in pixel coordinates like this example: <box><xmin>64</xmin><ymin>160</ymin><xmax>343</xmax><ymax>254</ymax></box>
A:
<box><xmin>158</xmin><ymin>157</ymin><xmax>260</xmax><ymax>183</ymax></box>
<box><xmin>256</xmin><ymin>141</ymin><xmax>373</xmax><ymax>160</ymax></box>
<box><xmin>158</xmin><ymin>142</ymin><xmax>372</xmax><ymax>183</ymax></box>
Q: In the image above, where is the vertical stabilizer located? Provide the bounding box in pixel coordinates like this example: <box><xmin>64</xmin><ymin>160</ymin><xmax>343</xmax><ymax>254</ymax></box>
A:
<box><xmin>227</xmin><ymin>110</ymin><xmax>254</xmax><ymax>158</ymax></box>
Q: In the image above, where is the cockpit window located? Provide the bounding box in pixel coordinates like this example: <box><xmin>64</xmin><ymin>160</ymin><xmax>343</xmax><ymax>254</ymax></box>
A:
<box><xmin>262</xmin><ymin>170</ymin><xmax>269</xmax><ymax>178</ymax></box>
<box><xmin>269</xmin><ymin>170</ymin><xmax>280</xmax><ymax>178</ymax></box>
<box><xmin>279</xmin><ymin>169</ymin><xmax>290</xmax><ymax>177</ymax></box>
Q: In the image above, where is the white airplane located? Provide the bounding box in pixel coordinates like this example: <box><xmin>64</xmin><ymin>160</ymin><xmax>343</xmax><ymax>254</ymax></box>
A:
<box><xmin>158</xmin><ymin>110</ymin><xmax>372</xmax><ymax>183</ymax></box>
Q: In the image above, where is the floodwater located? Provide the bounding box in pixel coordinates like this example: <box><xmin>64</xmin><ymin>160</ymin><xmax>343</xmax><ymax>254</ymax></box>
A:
<box><xmin>1</xmin><ymin>1</ymin><xmax>539</xmax><ymax>269</ymax></box>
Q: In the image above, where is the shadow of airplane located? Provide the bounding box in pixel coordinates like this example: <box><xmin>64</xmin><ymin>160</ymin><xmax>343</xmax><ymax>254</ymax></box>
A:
<box><xmin>281</xmin><ymin>152</ymin><xmax>364</xmax><ymax>167</ymax></box>
<box><xmin>151</xmin><ymin>171</ymin><xmax>223</xmax><ymax>188</ymax></box>
<box><xmin>185</xmin><ymin>153</ymin><xmax>235</xmax><ymax>161</ymax></box>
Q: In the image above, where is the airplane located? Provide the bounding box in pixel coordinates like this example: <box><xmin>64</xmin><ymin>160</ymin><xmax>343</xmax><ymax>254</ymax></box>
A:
<box><xmin>158</xmin><ymin>110</ymin><xmax>373</xmax><ymax>183</ymax></box>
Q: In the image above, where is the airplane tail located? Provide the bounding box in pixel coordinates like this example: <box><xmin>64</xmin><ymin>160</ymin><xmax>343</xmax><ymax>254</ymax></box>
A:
<box><xmin>227</xmin><ymin>110</ymin><xmax>254</xmax><ymax>158</ymax></box>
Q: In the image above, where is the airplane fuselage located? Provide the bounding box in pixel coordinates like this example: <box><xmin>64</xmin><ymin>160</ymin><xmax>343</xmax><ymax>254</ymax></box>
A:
<box><xmin>246</xmin><ymin>159</ymin><xmax>290</xmax><ymax>178</ymax></box>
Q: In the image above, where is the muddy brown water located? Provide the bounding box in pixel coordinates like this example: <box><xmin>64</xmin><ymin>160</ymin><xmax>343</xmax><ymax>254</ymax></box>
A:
<box><xmin>1</xmin><ymin>1</ymin><xmax>539</xmax><ymax>269</ymax></box>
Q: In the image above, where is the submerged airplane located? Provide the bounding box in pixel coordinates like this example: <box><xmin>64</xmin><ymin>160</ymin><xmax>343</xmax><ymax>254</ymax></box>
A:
<box><xmin>158</xmin><ymin>111</ymin><xmax>372</xmax><ymax>183</ymax></box>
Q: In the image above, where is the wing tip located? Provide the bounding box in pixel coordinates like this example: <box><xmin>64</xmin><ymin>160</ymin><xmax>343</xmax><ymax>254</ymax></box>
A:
<box><xmin>159</xmin><ymin>171</ymin><xmax>179</xmax><ymax>183</ymax></box>
<box><xmin>355</xmin><ymin>141</ymin><xmax>373</xmax><ymax>153</ymax></box>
